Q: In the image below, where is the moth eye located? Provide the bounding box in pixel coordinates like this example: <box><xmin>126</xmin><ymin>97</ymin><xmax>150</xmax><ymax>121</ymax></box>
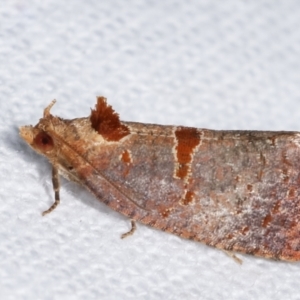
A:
<box><xmin>33</xmin><ymin>131</ymin><xmax>54</xmax><ymax>152</ymax></box>
<box><xmin>41</xmin><ymin>136</ymin><xmax>49</xmax><ymax>145</ymax></box>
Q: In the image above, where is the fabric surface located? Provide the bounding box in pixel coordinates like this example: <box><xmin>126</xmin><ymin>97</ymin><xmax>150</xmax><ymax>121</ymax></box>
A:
<box><xmin>1</xmin><ymin>1</ymin><xmax>300</xmax><ymax>299</ymax></box>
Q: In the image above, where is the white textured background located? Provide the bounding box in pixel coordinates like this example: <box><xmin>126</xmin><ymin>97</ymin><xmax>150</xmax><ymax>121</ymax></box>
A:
<box><xmin>1</xmin><ymin>1</ymin><xmax>300</xmax><ymax>299</ymax></box>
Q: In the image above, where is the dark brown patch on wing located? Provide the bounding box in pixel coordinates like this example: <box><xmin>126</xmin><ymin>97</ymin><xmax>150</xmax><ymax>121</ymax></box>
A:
<box><xmin>90</xmin><ymin>97</ymin><xmax>130</xmax><ymax>141</ymax></box>
<box><xmin>181</xmin><ymin>191</ymin><xmax>194</xmax><ymax>205</ymax></box>
<box><xmin>121</xmin><ymin>149</ymin><xmax>132</xmax><ymax>164</ymax></box>
<box><xmin>174</xmin><ymin>127</ymin><xmax>201</xmax><ymax>180</ymax></box>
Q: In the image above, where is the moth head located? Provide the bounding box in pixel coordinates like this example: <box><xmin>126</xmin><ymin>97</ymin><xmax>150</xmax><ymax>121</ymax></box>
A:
<box><xmin>20</xmin><ymin>126</ymin><xmax>54</xmax><ymax>153</ymax></box>
<box><xmin>19</xmin><ymin>100</ymin><xmax>57</xmax><ymax>156</ymax></box>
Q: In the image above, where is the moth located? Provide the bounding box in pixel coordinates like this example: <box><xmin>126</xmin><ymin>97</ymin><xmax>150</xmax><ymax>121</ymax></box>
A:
<box><xmin>20</xmin><ymin>97</ymin><xmax>300</xmax><ymax>261</ymax></box>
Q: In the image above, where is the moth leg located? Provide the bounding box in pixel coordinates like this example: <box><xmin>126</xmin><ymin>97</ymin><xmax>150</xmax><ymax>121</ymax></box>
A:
<box><xmin>223</xmin><ymin>250</ymin><xmax>243</xmax><ymax>265</ymax></box>
<box><xmin>42</xmin><ymin>166</ymin><xmax>60</xmax><ymax>216</ymax></box>
<box><xmin>121</xmin><ymin>220</ymin><xmax>137</xmax><ymax>239</ymax></box>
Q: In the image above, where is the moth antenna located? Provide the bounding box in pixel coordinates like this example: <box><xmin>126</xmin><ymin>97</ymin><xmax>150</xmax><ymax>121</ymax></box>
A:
<box><xmin>44</xmin><ymin>99</ymin><xmax>57</xmax><ymax>117</ymax></box>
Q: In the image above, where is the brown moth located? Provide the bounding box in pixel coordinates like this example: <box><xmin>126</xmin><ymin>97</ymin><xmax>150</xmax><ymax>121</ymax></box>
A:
<box><xmin>20</xmin><ymin>97</ymin><xmax>300</xmax><ymax>261</ymax></box>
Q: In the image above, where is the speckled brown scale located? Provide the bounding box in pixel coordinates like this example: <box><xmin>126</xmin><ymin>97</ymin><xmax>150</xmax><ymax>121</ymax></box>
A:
<box><xmin>19</xmin><ymin>97</ymin><xmax>300</xmax><ymax>261</ymax></box>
